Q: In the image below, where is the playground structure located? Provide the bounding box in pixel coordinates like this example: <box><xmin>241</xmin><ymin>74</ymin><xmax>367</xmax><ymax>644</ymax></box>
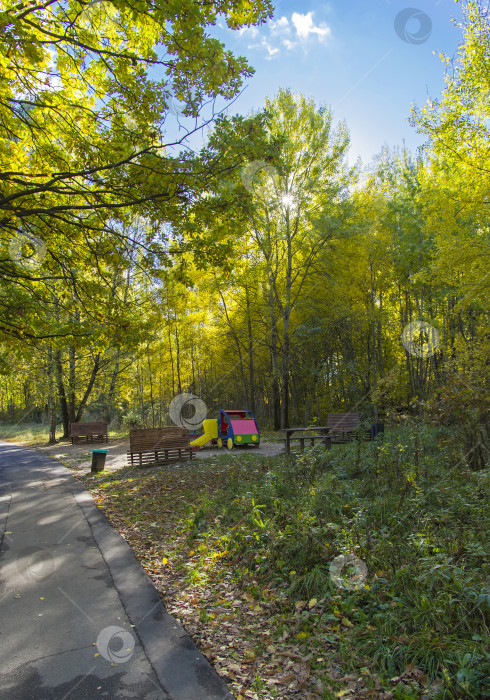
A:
<box><xmin>189</xmin><ymin>409</ymin><xmax>260</xmax><ymax>450</ymax></box>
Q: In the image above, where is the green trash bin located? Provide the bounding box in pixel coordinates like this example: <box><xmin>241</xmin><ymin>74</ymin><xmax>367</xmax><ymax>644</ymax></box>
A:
<box><xmin>91</xmin><ymin>449</ymin><xmax>108</xmax><ymax>473</ymax></box>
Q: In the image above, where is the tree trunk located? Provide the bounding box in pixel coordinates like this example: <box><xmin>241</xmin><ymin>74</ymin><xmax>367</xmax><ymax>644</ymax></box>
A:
<box><xmin>370</xmin><ymin>260</ymin><xmax>378</xmax><ymax>423</ymax></box>
<box><xmin>280</xmin><ymin>204</ymin><xmax>293</xmax><ymax>429</ymax></box>
<box><xmin>47</xmin><ymin>346</ymin><xmax>57</xmax><ymax>444</ymax></box>
<box><xmin>219</xmin><ymin>288</ymin><xmax>248</xmax><ymax>404</ymax></box>
<box><xmin>175</xmin><ymin>325</ymin><xmax>182</xmax><ymax>395</ymax></box>
<box><xmin>74</xmin><ymin>353</ymin><xmax>100</xmax><ymax>422</ymax></box>
<box><xmin>268</xmin><ymin>286</ymin><xmax>281</xmax><ymax>431</ymax></box>
<box><xmin>146</xmin><ymin>343</ymin><xmax>155</xmax><ymax>428</ymax></box>
<box><xmin>136</xmin><ymin>358</ymin><xmax>144</xmax><ymax>423</ymax></box>
<box><xmin>168</xmin><ymin>326</ymin><xmax>175</xmax><ymax>397</ymax></box>
<box><xmin>245</xmin><ymin>285</ymin><xmax>256</xmax><ymax>413</ymax></box>
<box><xmin>105</xmin><ymin>348</ymin><xmax>120</xmax><ymax>423</ymax></box>
<box><xmin>68</xmin><ymin>346</ymin><xmax>76</xmax><ymax>423</ymax></box>
<box><xmin>159</xmin><ymin>370</ymin><xmax>163</xmax><ymax>427</ymax></box>
<box><xmin>280</xmin><ymin>315</ymin><xmax>290</xmax><ymax>429</ymax></box>
<box><xmin>377</xmin><ymin>292</ymin><xmax>384</xmax><ymax>378</ymax></box>
<box><xmin>22</xmin><ymin>381</ymin><xmax>30</xmax><ymax>411</ymax></box>
<box><xmin>55</xmin><ymin>350</ymin><xmax>70</xmax><ymax>438</ymax></box>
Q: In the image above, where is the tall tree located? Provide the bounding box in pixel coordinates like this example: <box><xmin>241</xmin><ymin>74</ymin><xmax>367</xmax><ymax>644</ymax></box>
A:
<box><xmin>0</xmin><ymin>0</ymin><xmax>273</xmax><ymax>341</ymax></box>
<box><xmin>246</xmin><ymin>89</ymin><xmax>355</xmax><ymax>427</ymax></box>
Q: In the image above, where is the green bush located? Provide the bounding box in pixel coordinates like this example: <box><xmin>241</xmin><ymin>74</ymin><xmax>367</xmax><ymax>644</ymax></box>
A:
<box><xmin>211</xmin><ymin>423</ymin><xmax>490</xmax><ymax>697</ymax></box>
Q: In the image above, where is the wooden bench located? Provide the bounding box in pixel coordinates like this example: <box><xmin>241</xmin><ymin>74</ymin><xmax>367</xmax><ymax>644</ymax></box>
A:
<box><xmin>127</xmin><ymin>427</ymin><xmax>194</xmax><ymax>467</ymax></box>
<box><xmin>326</xmin><ymin>413</ymin><xmax>370</xmax><ymax>443</ymax></box>
<box><xmin>70</xmin><ymin>421</ymin><xmax>108</xmax><ymax>445</ymax></box>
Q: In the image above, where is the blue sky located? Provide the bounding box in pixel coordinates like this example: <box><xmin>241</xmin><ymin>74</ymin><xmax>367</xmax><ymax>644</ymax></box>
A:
<box><xmin>171</xmin><ymin>0</ymin><xmax>465</xmax><ymax>166</ymax></box>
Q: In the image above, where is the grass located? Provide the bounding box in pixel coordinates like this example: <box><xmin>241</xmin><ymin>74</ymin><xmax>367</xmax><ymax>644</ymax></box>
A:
<box><xmin>82</xmin><ymin>424</ymin><xmax>489</xmax><ymax>697</ymax></box>
<box><xmin>0</xmin><ymin>422</ymin><xmax>59</xmax><ymax>446</ymax></box>
<box><xmin>0</xmin><ymin>422</ymin><xmax>131</xmax><ymax>446</ymax></box>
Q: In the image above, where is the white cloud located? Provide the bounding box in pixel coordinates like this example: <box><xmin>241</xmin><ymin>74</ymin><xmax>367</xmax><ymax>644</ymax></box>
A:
<box><xmin>239</xmin><ymin>25</ymin><xmax>259</xmax><ymax>38</ymax></box>
<box><xmin>261</xmin><ymin>38</ymin><xmax>280</xmax><ymax>59</ymax></box>
<box><xmin>270</xmin><ymin>16</ymin><xmax>290</xmax><ymax>35</ymax></box>
<box><xmin>247</xmin><ymin>37</ymin><xmax>280</xmax><ymax>58</ymax></box>
<box><xmin>244</xmin><ymin>11</ymin><xmax>331</xmax><ymax>60</ymax></box>
<box><xmin>291</xmin><ymin>12</ymin><xmax>331</xmax><ymax>42</ymax></box>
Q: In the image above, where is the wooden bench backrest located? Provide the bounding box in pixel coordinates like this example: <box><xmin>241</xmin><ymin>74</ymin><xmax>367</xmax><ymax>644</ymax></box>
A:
<box><xmin>130</xmin><ymin>427</ymin><xmax>190</xmax><ymax>452</ymax></box>
<box><xmin>327</xmin><ymin>413</ymin><xmax>361</xmax><ymax>431</ymax></box>
<box><xmin>70</xmin><ymin>421</ymin><xmax>108</xmax><ymax>437</ymax></box>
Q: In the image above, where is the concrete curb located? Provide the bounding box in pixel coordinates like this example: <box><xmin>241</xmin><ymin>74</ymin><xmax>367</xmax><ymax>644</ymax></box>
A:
<box><xmin>0</xmin><ymin>493</ymin><xmax>12</xmax><ymax>542</ymax></box>
<box><xmin>70</xmin><ymin>481</ymin><xmax>234</xmax><ymax>700</ymax></box>
<box><xmin>1</xmin><ymin>442</ymin><xmax>233</xmax><ymax>700</ymax></box>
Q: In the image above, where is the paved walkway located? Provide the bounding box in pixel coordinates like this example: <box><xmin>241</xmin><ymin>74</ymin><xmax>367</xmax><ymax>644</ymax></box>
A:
<box><xmin>194</xmin><ymin>442</ymin><xmax>284</xmax><ymax>460</ymax></box>
<box><xmin>0</xmin><ymin>442</ymin><xmax>233</xmax><ymax>700</ymax></box>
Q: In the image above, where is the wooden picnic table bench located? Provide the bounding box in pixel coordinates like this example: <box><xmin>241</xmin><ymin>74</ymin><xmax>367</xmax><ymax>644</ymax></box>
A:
<box><xmin>283</xmin><ymin>414</ymin><xmax>384</xmax><ymax>454</ymax></box>
<box><xmin>70</xmin><ymin>421</ymin><xmax>108</xmax><ymax>445</ymax></box>
<box><xmin>283</xmin><ymin>426</ymin><xmax>332</xmax><ymax>455</ymax></box>
<box><xmin>326</xmin><ymin>413</ymin><xmax>384</xmax><ymax>442</ymax></box>
<box><xmin>128</xmin><ymin>427</ymin><xmax>194</xmax><ymax>467</ymax></box>
<box><xmin>326</xmin><ymin>413</ymin><xmax>363</xmax><ymax>443</ymax></box>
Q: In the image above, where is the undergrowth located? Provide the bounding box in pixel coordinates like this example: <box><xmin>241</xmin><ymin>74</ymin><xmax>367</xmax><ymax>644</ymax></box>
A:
<box><xmin>81</xmin><ymin>421</ymin><xmax>489</xmax><ymax>698</ymax></box>
<box><xmin>193</xmin><ymin>423</ymin><xmax>490</xmax><ymax>697</ymax></box>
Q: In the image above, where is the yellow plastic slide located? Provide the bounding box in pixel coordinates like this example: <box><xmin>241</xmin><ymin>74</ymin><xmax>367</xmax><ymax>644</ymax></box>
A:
<box><xmin>189</xmin><ymin>419</ymin><xmax>218</xmax><ymax>448</ymax></box>
<box><xmin>190</xmin><ymin>433</ymin><xmax>214</xmax><ymax>447</ymax></box>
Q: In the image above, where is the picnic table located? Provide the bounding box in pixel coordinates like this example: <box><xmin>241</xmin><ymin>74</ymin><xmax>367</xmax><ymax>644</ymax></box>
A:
<box><xmin>283</xmin><ymin>426</ymin><xmax>332</xmax><ymax>455</ymax></box>
<box><xmin>283</xmin><ymin>415</ymin><xmax>383</xmax><ymax>454</ymax></box>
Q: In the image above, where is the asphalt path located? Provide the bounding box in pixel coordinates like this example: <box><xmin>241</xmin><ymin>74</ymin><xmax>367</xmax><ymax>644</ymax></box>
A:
<box><xmin>0</xmin><ymin>442</ymin><xmax>233</xmax><ymax>700</ymax></box>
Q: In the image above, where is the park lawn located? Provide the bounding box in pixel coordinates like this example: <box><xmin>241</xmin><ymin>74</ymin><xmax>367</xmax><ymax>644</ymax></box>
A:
<box><xmin>0</xmin><ymin>423</ymin><xmax>132</xmax><ymax>446</ymax></box>
<box><xmin>0</xmin><ymin>423</ymin><xmax>58</xmax><ymax>446</ymax></box>
<box><xmin>75</xmin><ymin>424</ymin><xmax>489</xmax><ymax>699</ymax></box>
<box><xmin>79</xmin><ymin>455</ymin><xmax>360</xmax><ymax>700</ymax></box>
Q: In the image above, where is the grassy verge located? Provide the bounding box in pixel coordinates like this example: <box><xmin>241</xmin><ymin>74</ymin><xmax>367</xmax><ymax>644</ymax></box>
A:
<box><xmin>71</xmin><ymin>423</ymin><xmax>489</xmax><ymax>699</ymax></box>
<box><xmin>0</xmin><ymin>422</ymin><xmax>130</xmax><ymax>446</ymax></box>
<box><xmin>0</xmin><ymin>422</ymin><xmax>59</xmax><ymax>446</ymax></box>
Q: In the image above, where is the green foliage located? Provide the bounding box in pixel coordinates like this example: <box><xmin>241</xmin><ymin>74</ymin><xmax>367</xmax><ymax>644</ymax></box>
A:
<box><xmin>0</xmin><ymin>0</ymin><xmax>273</xmax><ymax>342</ymax></box>
<box><xmin>200</xmin><ymin>426</ymin><xmax>490</xmax><ymax>696</ymax></box>
<box><xmin>78</xmin><ymin>424</ymin><xmax>489</xmax><ymax>697</ymax></box>
<box><xmin>1</xmin><ymin>1</ymin><xmax>489</xmax><ymax>468</ymax></box>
